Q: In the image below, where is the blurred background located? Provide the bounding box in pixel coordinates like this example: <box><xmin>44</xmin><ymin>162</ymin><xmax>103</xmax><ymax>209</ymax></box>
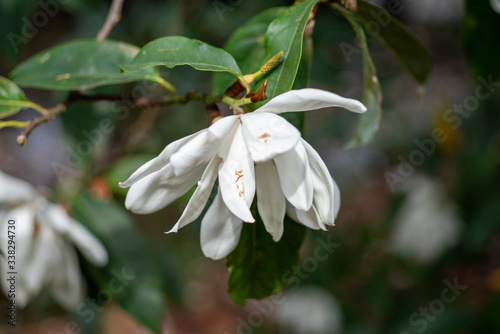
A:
<box><xmin>1</xmin><ymin>0</ymin><xmax>499</xmax><ymax>333</ymax></box>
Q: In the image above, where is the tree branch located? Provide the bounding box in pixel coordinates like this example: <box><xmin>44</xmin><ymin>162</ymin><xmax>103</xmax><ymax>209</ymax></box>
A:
<box><xmin>16</xmin><ymin>103</ymin><xmax>66</xmax><ymax>146</ymax></box>
<box><xmin>97</xmin><ymin>0</ymin><xmax>125</xmax><ymax>41</ymax></box>
<box><xmin>67</xmin><ymin>90</ymin><xmax>223</xmax><ymax>108</ymax></box>
<box><xmin>16</xmin><ymin>91</ymin><xmax>232</xmax><ymax>146</ymax></box>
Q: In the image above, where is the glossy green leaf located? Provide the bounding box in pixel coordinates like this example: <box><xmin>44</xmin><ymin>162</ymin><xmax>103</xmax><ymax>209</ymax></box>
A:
<box><xmin>122</xmin><ymin>36</ymin><xmax>242</xmax><ymax>80</ymax></box>
<box><xmin>0</xmin><ymin>0</ymin><xmax>37</xmax><ymax>66</ymax></box>
<box><xmin>356</xmin><ymin>0</ymin><xmax>432</xmax><ymax>85</ymax></box>
<box><xmin>466</xmin><ymin>195</ymin><xmax>500</xmax><ymax>253</ymax></box>
<box><xmin>212</xmin><ymin>7</ymin><xmax>287</xmax><ymax>95</ymax></box>
<box><xmin>0</xmin><ymin>76</ymin><xmax>31</xmax><ymax>119</ymax></box>
<box><xmin>10</xmin><ymin>39</ymin><xmax>161</xmax><ymax>90</ymax></box>
<box><xmin>293</xmin><ymin>32</ymin><xmax>313</xmax><ymax>90</ymax></box>
<box><xmin>462</xmin><ymin>0</ymin><xmax>500</xmax><ymax>81</ymax></box>
<box><xmin>334</xmin><ymin>6</ymin><xmax>382</xmax><ymax>147</ymax></box>
<box><xmin>227</xmin><ymin>213</ymin><xmax>307</xmax><ymax>305</ymax></box>
<box><xmin>71</xmin><ymin>194</ymin><xmax>165</xmax><ymax>334</ymax></box>
<box><xmin>281</xmin><ymin>34</ymin><xmax>314</xmax><ymax>134</ymax></box>
<box><xmin>255</xmin><ymin>0</ymin><xmax>319</xmax><ymax>100</ymax></box>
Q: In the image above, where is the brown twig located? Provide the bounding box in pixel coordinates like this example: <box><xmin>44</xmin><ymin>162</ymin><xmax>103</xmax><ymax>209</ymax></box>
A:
<box><xmin>16</xmin><ymin>91</ymin><xmax>227</xmax><ymax>146</ymax></box>
<box><xmin>16</xmin><ymin>103</ymin><xmax>67</xmax><ymax>146</ymax></box>
<box><xmin>67</xmin><ymin>91</ymin><xmax>221</xmax><ymax>108</ymax></box>
<box><xmin>97</xmin><ymin>0</ymin><xmax>125</xmax><ymax>41</ymax></box>
<box><xmin>304</xmin><ymin>3</ymin><xmax>318</xmax><ymax>38</ymax></box>
<box><xmin>206</xmin><ymin>104</ymin><xmax>223</xmax><ymax>124</ymax></box>
<box><xmin>332</xmin><ymin>0</ymin><xmax>358</xmax><ymax>12</ymax></box>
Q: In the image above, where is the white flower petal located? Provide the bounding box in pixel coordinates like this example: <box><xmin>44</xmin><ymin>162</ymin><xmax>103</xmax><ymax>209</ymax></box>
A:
<box><xmin>170</xmin><ymin>115</ymin><xmax>238</xmax><ymax>176</ymax></box>
<box><xmin>255</xmin><ymin>88</ymin><xmax>367</xmax><ymax>114</ymax></box>
<box><xmin>166</xmin><ymin>155</ymin><xmax>221</xmax><ymax>234</ymax></box>
<box><xmin>240</xmin><ymin>112</ymin><xmax>301</xmax><ymax>162</ymax></box>
<box><xmin>200</xmin><ymin>189</ymin><xmax>243</xmax><ymax>260</ymax></box>
<box><xmin>287</xmin><ymin>202</ymin><xmax>327</xmax><ymax>231</ymax></box>
<box><xmin>50</xmin><ymin>239</ymin><xmax>83</xmax><ymax>310</ymax></box>
<box><xmin>255</xmin><ymin>161</ymin><xmax>286</xmax><ymax>241</ymax></box>
<box><xmin>0</xmin><ymin>204</ymin><xmax>35</xmax><ymax>274</ymax></box>
<box><xmin>0</xmin><ymin>204</ymin><xmax>37</xmax><ymax>309</ymax></box>
<box><xmin>0</xmin><ymin>170</ymin><xmax>36</xmax><ymax>203</ymax></box>
<box><xmin>38</xmin><ymin>203</ymin><xmax>108</xmax><ymax>266</ymax></box>
<box><xmin>274</xmin><ymin>141</ymin><xmax>314</xmax><ymax>211</ymax></box>
<box><xmin>219</xmin><ymin>127</ymin><xmax>255</xmax><ymax>223</ymax></box>
<box><xmin>119</xmin><ymin>130</ymin><xmax>202</xmax><ymax>188</ymax></box>
<box><xmin>301</xmin><ymin>139</ymin><xmax>337</xmax><ymax>225</ymax></box>
<box><xmin>333</xmin><ymin>178</ymin><xmax>341</xmax><ymax>220</ymax></box>
<box><xmin>207</xmin><ymin>114</ymin><xmax>240</xmax><ymax>138</ymax></box>
<box><xmin>68</xmin><ymin>223</ymin><xmax>108</xmax><ymax>266</ymax></box>
<box><xmin>18</xmin><ymin>224</ymin><xmax>59</xmax><ymax>308</ymax></box>
<box><xmin>125</xmin><ymin>163</ymin><xmax>205</xmax><ymax>214</ymax></box>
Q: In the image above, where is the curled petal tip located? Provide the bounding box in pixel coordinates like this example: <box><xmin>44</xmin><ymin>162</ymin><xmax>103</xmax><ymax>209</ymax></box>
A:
<box><xmin>94</xmin><ymin>252</ymin><xmax>109</xmax><ymax>267</ymax></box>
<box><xmin>272</xmin><ymin>234</ymin><xmax>282</xmax><ymax>242</ymax></box>
<box><xmin>346</xmin><ymin>99</ymin><xmax>368</xmax><ymax>114</ymax></box>
<box><xmin>118</xmin><ymin>182</ymin><xmax>128</xmax><ymax>188</ymax></box>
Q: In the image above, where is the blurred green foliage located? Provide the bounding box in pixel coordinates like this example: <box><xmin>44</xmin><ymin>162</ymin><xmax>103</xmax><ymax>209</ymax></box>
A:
<box><xmin>1</xmin><ymin>0</ymin><xmax>500</xmax><ymax>334</ymax></box>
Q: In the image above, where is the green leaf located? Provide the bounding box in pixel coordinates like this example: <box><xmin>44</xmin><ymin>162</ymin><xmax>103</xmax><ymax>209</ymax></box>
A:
<box><xmin>212</xmin><ymin>7</ymin><xmax>287</xmax><ymax>95</ymax></box>
<box><xmin>356</xmin><ymin>0</ymin><xmax>433</xmax><ymax>85</ymax></box>
<box><xmin>0</xmin><ymin>0</ymin><xmax>37</xmax><ymax>66</ymax></box>
<box><xmin>71</xmin><ymin>194</ymin><xmax>165</xmax><ymax>334</ymax></box>
<box><xmin>227</xmin><ymin>213</ymin><xmax>307</xmax><ymax>305</ymax></box>
<box><xmin>462</xmin><ymin>0</ymin><xmax>500</xmax><ymax>81</ymax></box>
<box><xmin>466</xmin><ymin>195</ymin><xmax>500</xmax><ymax>253</ymax></box>
<box><xmin>0</xmin><ymin>76</ymin><xmax>31</xmax><ymax>119</ymax></box>
<box><xmin>283</xmin><ymin>33</ymin><xmax>314</xmax><ymax>133</ymax></box>
<box><xmin>255</xmin><ymin>0</ymin><xmax>319</xmax><ymax>100</ymax></box>
<box><xmin>334</xmin><ymin>6</ymin><xmax>382</xmax><ymax>147</ymax></box>
<box><xmin>121</xmin><ymin>36</ymin><xmax>243</xmax><ymax>80</ymax></box>
<box><xmin>293</xmin><ymin>32</ymin><xmax>314</xmax><ymax>90</ymax></box>
<box><xmin>10</xmin><ymin>39</ymin><xmax>161</xmax><ymax>91</ymax></box>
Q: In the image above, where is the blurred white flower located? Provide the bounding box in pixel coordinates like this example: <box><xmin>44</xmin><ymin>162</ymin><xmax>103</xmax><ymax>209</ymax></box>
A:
<box><xmin>0</xmin><ymin>171</ymin><xmax>108</xmax><ymax>309</ymax></box>
<box><xmin>273</xmin><ymin>285</ymin><xmax>343</xmax><ymax>334</ymax></box>
<box><xmin>404</xmin><ymin>0</ymin><xmax>463</xmax><ymax>24</ymax></box>
<box><xmin>491</xmin><ymin>0</ymin><xmax>500</xmax><ymax>14</ymax></box>
<box><xmin>120</xmin><ymin>88</ymin><xmax>366</xmax><ymax>260</ymax></box>
<box><xmin>388</xmin><ymin>174</ymin><xmax>462</xmax><ymax>263</ymax></box>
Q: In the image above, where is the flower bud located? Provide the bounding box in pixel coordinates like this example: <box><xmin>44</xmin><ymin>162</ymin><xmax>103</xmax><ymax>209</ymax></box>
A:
<box><xmin>16</xmin><ymin>134</ymin><xmax>27</xmax><ymax>146</ymax></box>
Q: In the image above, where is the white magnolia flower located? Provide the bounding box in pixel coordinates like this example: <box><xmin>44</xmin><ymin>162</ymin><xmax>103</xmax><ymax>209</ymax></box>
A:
<box><xmin>404</xmin><ymin>0</ymin><xmax>463</xmax><ymax>23</ymax></box>
<box><xmin>0</xmin><ymin>171</ymin><xmax>108</xmax><ymax>309</ymax></box>
<box><xmin>120</xmin><ymin>88</ymin><xmax>366</xmax><ymax>260</ymax></box>
<box><xmin>272</xmin><ymin>285</ymin><xmax>343</xmax><ymax>334</ymax></box>
<box><xmin>389</xmin><ymin>174</ymin><xmax>462</xmax><ymax>263</ymax></box>
<box><xmin>491</xmin><ymin>0</ymin><xmax>500</xmax><ymax>14</ymax></box>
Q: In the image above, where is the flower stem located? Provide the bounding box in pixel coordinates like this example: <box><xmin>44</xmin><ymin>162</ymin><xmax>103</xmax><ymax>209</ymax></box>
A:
<box><xmin>145</xmin><ymin>76</ymin><xmax>177</xmax><ymax>95</ymax></box>
<box><xmin>0</xmin><ymin>120</ymin><xmax>28</xmax><ymax>129</ymax></box>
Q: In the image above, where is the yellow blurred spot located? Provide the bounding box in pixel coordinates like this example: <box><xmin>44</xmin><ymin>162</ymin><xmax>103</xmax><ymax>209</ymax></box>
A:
<box><xmin>434</xmin><ymin>108</ymin><xmax>463</xmax><ymax>155</ymax></box>
<box><xmin>487</xmin><ymin>268</ymin><xmax>500</xmax><ymax>291</ymax></box>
